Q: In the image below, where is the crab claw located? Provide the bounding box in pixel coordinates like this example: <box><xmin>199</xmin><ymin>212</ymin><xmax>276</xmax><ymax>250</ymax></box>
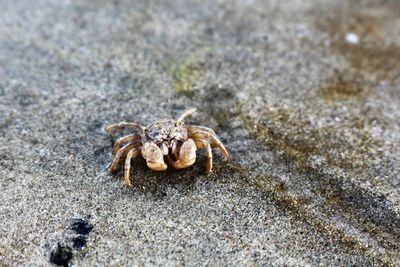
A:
<box><xmin>168</xmin><ymin>139</ymin><xmax>197</xmax><ymax>169</ymax></box>
<box><xmin>142</xmin><ymin>142</ymin><xmax>168</xmax><ymax>171</ymax></box>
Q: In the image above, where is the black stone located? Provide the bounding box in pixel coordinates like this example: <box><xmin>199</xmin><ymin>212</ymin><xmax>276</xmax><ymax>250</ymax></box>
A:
<box><xmin>70</xmin><ymin>219</ymin><xmax>93</xmax><ymax>235</ymax></box>
<box><xmin>49</xmin><ymin>243</ymin><xmax>72</xmax><ymax>267</ymax></box>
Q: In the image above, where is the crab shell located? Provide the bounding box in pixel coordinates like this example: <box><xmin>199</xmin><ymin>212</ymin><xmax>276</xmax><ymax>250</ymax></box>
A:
<box><xmin>142</xmin><ymin>119</ymin><xmax>188</xmax><ymax>155</ymax></box>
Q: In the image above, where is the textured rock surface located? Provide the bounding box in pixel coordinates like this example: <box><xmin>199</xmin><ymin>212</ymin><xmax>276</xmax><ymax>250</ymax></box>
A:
<box><xmin>1</xmin><ymin>0</ymin><xmax>399</xmax><ymax>266</ymax></box>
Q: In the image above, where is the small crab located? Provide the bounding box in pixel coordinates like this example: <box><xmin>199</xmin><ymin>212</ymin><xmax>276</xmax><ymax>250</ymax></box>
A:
<box><xmin>105</xmin><ymin>108</ymin><xmax>228</xmax><ymax>187</ymax></box>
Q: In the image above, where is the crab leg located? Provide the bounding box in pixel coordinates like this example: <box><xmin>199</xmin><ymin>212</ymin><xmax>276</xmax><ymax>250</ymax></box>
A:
<box><xmin>124</xmin><ymin>147</ymin><xmax>141</xmax><ymax>187</ymax></box>
<box><xmin>187</xmin><ymin>126</ymin><xmax>228</xmax><ymax>159</ymax></box>
<box><xmin>105</xmin><ymin>122</ymin><xmax>144</xmax><ymax>136</ymax></box>
<box><xmin>192</xmin><ymin>139</ymin><xmax>213</xmax><ymax>173</ymax></box>
<box><xmin>112</xmin><ymin>134</ymin><xmax>141</xmax><ymax>154</ymax></box>
<box><xmin>110</xmin><ymin>142</ymin><xmax>140</xmax><ymax>172</ymax></box>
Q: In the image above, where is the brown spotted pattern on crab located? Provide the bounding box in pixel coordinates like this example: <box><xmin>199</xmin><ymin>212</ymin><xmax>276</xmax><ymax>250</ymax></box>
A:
<box><xmin>105</xmin><ymin>109</ymin><xmax>228</xmax><ymax>187</ymax></box>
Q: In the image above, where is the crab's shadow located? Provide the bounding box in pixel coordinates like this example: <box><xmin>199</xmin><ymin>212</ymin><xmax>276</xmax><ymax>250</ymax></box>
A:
<box><xmin>112</xmin><ymin>156</ymin><xmax>211</xmax><ymax>196</ymax></box>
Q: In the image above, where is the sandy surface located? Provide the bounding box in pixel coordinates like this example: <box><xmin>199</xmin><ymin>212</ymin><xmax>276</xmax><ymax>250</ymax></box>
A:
<box><xmin>0</xmin><ymin>0</ymin><xmax>399</xmax><ymax>266</ymax></box>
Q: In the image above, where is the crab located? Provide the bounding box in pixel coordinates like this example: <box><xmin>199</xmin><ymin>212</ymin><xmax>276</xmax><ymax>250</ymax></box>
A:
<box><xmin>105</xmin><ymin>108</ymin><xmax>229</xmax><ymax>187</ymax></box>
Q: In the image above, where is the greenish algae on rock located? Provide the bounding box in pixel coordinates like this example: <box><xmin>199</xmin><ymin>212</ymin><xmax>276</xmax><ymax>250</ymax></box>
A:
<box><xmin>173</xmin><ymin>61</ymin><xmax>203</xmax><ymax>97</ymax></box>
